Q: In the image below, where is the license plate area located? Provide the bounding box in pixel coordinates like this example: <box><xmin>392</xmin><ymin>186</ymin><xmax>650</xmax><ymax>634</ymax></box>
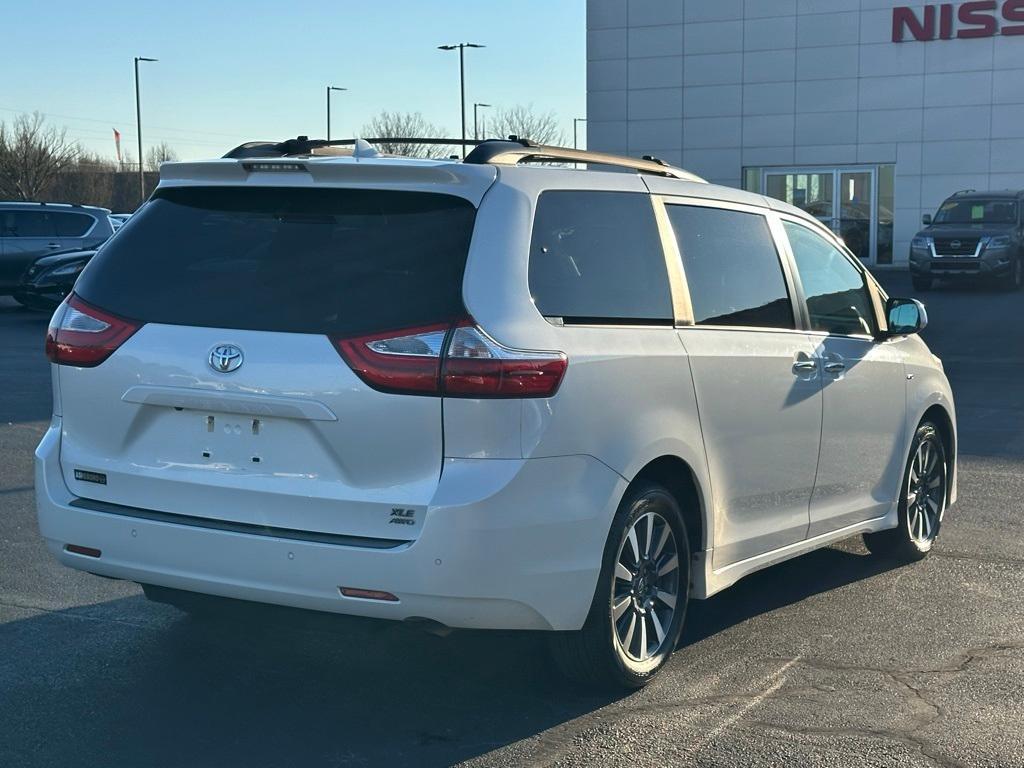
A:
<box><xmin>200</xmin><ymin>413</ymin><xmax>267</xmax><ymax>465</ymax></box>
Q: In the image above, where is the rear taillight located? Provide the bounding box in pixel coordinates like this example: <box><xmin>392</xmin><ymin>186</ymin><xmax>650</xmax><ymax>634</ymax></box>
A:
<box><xmin>45</xmin><ymin>294</ymin><xmax>141</xmax><ymax>367</ymax></box>
<box><xmin>331</xmin><ymin>319</ymin><xmax>567</xmax><ymax>399</ymax></box>
<box><xmin>442</xmin><ymin>323</ymin><xmax>567</xmax><ymax>398</ymax></box>
<box><xmin>332</xmin><ymin>322</ymin><xmax>451</xmax><ymax>395</ymax></box>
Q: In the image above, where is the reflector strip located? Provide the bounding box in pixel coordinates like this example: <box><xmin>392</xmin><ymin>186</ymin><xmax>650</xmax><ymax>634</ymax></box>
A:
<box><xmin>65</xmin><ymin>544</ymin><xmax>101</xmax><ymax>558</ymax></box>
<box><xmin>339</xmin><ymin>587</ymin><xmax>399</xmax><ymax>602</ymax></box>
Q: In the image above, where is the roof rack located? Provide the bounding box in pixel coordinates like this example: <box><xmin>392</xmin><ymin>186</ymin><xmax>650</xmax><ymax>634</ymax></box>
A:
<box><xmin>222</xmin><ymin>136</ymin><xmax>473</xmax><ymax>159</ymax></box>
<box><xmin>464</xmin><ymin>138</ymin><xmax>705</xmax><ymax>182</ymax></box>
<box><xmin>223</xmin><ymin>135</ymin><xmax>706</xmax><ymax>183</ymax></box>
<box><xmin>951</xmin><ymin>189</ymin><xmax>977</xmax><ymax>196</ymax></box>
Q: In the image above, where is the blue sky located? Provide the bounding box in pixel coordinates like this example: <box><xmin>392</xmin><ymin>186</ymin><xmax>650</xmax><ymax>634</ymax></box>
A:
<box><xmin>1</xmin><ymin>0</ymin><xmax>585</xmax><ymax>161</ymax></box>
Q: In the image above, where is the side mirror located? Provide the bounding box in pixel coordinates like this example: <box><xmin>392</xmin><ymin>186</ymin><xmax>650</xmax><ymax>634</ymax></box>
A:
<box><xmin>886</xmin><ymin>297</ymin><xmax>928</xmax><ymax>337</ymax></box>
<box><xmin>922</xmin><ymin>213</ymin><xmax>932</xmax><ymax>226</ymax></box>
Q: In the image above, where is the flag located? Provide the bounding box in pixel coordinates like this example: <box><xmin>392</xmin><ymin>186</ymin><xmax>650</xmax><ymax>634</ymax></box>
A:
<box><xmin>112</xmin><ymin>128</ymin><xmax>122</xmax><ymax>165</ymax></box>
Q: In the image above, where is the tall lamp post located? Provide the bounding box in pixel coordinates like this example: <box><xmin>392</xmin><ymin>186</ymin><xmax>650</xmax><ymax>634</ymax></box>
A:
<box><xmin>438</xmin><ymin>42</ymin><xmax>485</xmax><ymax>158</ymax></box>
<box><xmin>473</xmin><ymin>102</ymin><xmax>491</xmax><ymax>140</ymax></box>
<box><xmin>134</xmin><ymin>56</ymin><xmax>157</xmax><ymax>203</ymax></box>
<box><xmin>573</xmin><ymin>117</ymin><xmax>587</xmax><ymax>150</ymax></box>
<box><xmin>326</xmin><ymin>85</ymin><xmax>347</xmax><ymax>141</ymax></box>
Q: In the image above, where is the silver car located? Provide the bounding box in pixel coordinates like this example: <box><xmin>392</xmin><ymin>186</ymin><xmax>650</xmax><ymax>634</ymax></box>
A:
<box><xmin>36</xmin><ymin>138</ymin><xmax>957</xmax><ymax>689</ymax></box>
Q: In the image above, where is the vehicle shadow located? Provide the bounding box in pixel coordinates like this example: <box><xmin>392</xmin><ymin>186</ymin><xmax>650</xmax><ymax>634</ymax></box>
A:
<box><xmin>0</xmin><ymin>542</ymin><xmax>902</xmax><ymax>768</ymax></box>
<box><xmin>682</xmin><ymin>543</ymin><xmax>901</xmax><ymax>647</ymax></box>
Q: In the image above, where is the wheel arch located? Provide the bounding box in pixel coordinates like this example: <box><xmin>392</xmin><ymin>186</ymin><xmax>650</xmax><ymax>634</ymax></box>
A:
<box><xmin>629</xmin><ymin>455</ymin><xmax>708</xmax><ymax>554</ymax></box>
<box><xmin>921</xmin><ymin>402</ymin><xmax>956</xmax><ymax>505</ymax></box>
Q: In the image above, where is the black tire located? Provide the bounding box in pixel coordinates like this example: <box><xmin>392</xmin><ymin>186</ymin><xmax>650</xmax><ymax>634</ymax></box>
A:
<box><xmin>863</xmin><ymin>421</ymin><xmax>948</xmax><ymax>561</ymax></box>
<box><xmin>911</xmin><ymin>275</ymin><xmax>933</xmax><ymax>292</ymax></box>
<box><xmin>1001</xmin><ymin>258</ymin><xmax>1023</xmax><ymax>291</ymax></box>
<box><xmin>549</xmin><ymin>481</ymin><xmax>691</xmax><ymax>690</ymax></box>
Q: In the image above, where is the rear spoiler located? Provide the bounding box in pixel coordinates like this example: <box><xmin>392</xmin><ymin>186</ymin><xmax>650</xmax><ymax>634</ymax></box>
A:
<box><xmin>156</xmin><ymin>158</ymin><xmax>498</xmax><ymax>205</ymax></box>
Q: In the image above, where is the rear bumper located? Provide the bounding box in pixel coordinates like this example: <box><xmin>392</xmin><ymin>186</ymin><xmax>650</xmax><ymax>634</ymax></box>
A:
<box><xmin>35</xmin><ymin>419</ymin><xmax>626</xmax><ymax>631</ymax></box>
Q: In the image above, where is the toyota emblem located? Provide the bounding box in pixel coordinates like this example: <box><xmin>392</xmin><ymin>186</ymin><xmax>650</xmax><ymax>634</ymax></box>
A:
<box><xmin>209</xmin><ymin>344</ymin><xmax>243</xmax><ymax>373</ymax></box>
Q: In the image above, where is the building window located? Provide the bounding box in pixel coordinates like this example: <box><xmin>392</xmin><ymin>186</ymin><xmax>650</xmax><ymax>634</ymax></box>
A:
<box><xmin>877</xmin><ymin>165</ymin><xmax>894</xmax><ymax>266</ymax></box>
<box><xmin>742</xmin><ymin>164</ymin><xmax>896</xmax><ymax>266</ymax></box>
<box><xmin>743</xmin><ymin>168</ymin><xmax>761</xmax><ymax>195</ymax></box>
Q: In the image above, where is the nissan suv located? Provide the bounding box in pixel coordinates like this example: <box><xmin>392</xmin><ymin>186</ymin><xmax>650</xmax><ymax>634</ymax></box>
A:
<box><xmin>0</xmin><ymin>202</ymin><xmax>114</xmax><ymax>300</ymax></box>
<box><xmin>36</xmin><ymin>138</ymin><xmax>957</xmax><ymax>688</ymax></box>
<box><xmin>909</xmin><ymin>190</ymin><xmax>1024</xmax><ymax>291</ymax></box>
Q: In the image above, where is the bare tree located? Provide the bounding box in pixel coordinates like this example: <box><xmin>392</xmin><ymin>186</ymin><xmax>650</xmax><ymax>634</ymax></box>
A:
<box><xmin>145</xmin><ymin>142</ymin><xmax>179</xmax><ymax>171</ymax></box>
<box><xmin>360</xmin><ymin>111</ymin><xmax>453</xmax><ymax>158</ymax></box>
<box><xmin>489</xmin><ymin>105</ymin><xmax>565</xmax><ymax>145</ymax></box>
<box><xmin>51</xmin><ymin>152</ymin><xmax>117</xmax><ymax>207</ymax></box>
<box><xmin>118</xmin><ymin>149</ymin><xmax>135</xmax><ymax>173</ymax></box>
<box><xmin>0</xmin><ymin>112</ymin><xmax>79</xmax><ymax>200</ymax></box>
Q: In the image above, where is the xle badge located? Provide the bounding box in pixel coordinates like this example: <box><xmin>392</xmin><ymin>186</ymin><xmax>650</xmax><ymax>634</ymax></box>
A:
<box><xmin>390</xmin><ymin>508</ymin><xmax>416</xmax><ymax>526</ymax></box>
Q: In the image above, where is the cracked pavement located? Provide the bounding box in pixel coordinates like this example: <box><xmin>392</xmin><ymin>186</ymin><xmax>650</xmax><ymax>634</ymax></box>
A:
<box><xmin>1</xmin><ymin>272</ymin><xmax>1023</xmax><ymax>767</ymax></box>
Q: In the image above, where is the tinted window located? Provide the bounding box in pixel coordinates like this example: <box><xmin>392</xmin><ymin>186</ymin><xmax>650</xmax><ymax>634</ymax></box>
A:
<box><xmin>784</xmin><ymin>221</ymin><xmax>876</xmax><ymax>336</ymax></box>
<box><xmin>53</xmin><ymin>212</ymin><xmax>96</xmax><ymax>237</ymax></box>
<box><xmin>666</xmin><ymin>205</ymin><xmax>793</xmax><ymax>329</ymax></box>
<box><xmin>3</xmin><ymin>211</ymin><xmax>54</xmax><ymax>238</ymax></box>
<box><xmin>529</xmin><ymin>191</ymin><xmax>673</xmax><ymax>323</ymax></box>
<box><xmin>74</xmin><ymin>187</ymin><xmax>476</xmax><ymax>336</ymax></box>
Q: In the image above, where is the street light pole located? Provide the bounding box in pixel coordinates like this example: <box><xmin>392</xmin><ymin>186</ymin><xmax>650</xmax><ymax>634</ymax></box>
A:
<box><xmin>473</xmin><ymin>102</ymin><xmax>491</xmax><ymax>140</ymax></box>
<box><xmin>134</xmin><ymin>56</ymin><xmax>157</xmax><ymax>204</ymax></box>
<box><xmin>573</xmin><ymin>117</ymin><xmax>587</xmax><ymax>150</ymax></box>
<box><xmin>438</xmin><ymin>43</ymin><xmax>484</xmax><ymax>158</ymax></box>
<box><xmin>326</xmin><ymin>85</ymin><xmax>347</xmax><ymax>141</ymax></box>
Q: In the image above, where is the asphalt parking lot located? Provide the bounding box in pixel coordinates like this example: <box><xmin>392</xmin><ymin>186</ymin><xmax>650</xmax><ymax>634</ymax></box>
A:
<box><xmin>1</xmin><ymin>273</ymin><xmax>1022</xmax><ymax>768</ymax></box>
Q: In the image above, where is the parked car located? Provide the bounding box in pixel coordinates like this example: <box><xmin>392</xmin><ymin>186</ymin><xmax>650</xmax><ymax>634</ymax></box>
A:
<box><xmin>13</xmin><ymin>248</ymin><xmax>96</xmax><ymax>312</ymax></box>
<box><xmin>0</xmin><ymin>202</ymin><xmax>113</xmax><ymax>301</ymax></box>
<box><xmin>36</xmin><ymin>137</ymin><xmax>957</xmax><ymax>689</ymax></box>
<box><xmin>909</xmin><ymin>190</ymin><xmax>1024</xmax><ymax>291</ymax></box>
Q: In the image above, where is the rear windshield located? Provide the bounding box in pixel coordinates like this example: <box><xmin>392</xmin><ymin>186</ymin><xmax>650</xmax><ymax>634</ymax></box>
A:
<box><xmin>74</xmin><ymin>187</ymin><xmax>476</xmax><ymax>336</ymax></box>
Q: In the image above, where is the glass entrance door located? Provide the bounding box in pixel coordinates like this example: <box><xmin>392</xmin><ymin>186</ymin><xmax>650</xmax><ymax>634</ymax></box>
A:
<box><xmin>837</xmin><ymin>170</ymin><xmax>873</xmax><ymax>261</ymax></box>
<box><xmin>765</xmin><ymin>171</ymin><xmax>834</xmax><ymax>228</ymax></box>
<box><xmin>763</xmin><ymin>168</ymin><xmax>877</xmax><ymax>263</ymax></box>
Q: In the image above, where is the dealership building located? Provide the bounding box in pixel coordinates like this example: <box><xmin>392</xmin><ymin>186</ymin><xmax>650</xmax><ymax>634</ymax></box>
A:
<box><xmin>586</xmin><ymin>0</ymin><xmax>1024</xmax><ymax>265</ymax></box>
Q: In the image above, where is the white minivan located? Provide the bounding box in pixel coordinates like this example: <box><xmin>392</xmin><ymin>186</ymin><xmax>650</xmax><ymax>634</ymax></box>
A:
<box><xmin>36</xmin><ymin>138</ymin><xmax>956</xmax><ymax>688</ymax></box>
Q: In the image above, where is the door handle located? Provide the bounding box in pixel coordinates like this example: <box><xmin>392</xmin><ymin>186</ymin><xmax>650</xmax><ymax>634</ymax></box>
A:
<box><xmin>824</xmin><ymin>361</ymin><xmax>846</xmax><ymax>374</ymax></box>
<box><xmin>47</xmin><ymin>242</ymin><xmax>62</xmax><ymax>249</ymax></box>
<box><xmin>792</xmin><ymin>360</ymin><xmax>818</xmax><ymax>373</ymax></box>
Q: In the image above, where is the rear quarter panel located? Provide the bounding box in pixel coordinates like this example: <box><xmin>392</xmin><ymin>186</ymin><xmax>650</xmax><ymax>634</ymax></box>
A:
<box><xmin>454</xmin><ymin>168</ymin><xmax>714</xmax><ymax>550</ymax></box>
<box><xmin>899</xmin><ymin>333</ymin><xmax>958</xmax><ymax>504</ymax></box>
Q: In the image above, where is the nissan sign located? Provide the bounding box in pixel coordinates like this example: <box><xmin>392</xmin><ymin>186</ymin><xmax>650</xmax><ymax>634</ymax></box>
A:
<box><xmin>893</xmin><ymin>1</ymin><xmax>1024</xmax><ymax>41</ymax></box>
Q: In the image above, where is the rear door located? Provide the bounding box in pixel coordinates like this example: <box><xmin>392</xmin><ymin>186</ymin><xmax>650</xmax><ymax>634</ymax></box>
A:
<box><xmin>51</xmin><ymin>211</ymin><xmax>101</xmax><ymax>250</ymax></box>
<box><xmin>1</xmin><ymin>210</ymin><xmax>60</xmax><ymax>290</ymax></box>
<box><xmin>661</xmin><ymin>199</ymin><xmax>823</xmax><ymax>568</ymax></box>
<box><xmin>59</xmin><ymin>185</ymin><xmax>479</xmax><ymax>541</ymax></box>
<box><xmin>780</xmin><ymin>219</ymin><xmax>907</xmax><ymax>535</ymax></box>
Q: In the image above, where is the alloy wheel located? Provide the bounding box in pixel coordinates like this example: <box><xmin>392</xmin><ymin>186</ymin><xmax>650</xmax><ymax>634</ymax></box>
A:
<box><xmin>906</xmin><ymin>437</ymin><xmax>946</xmax><ymax>547</ymax></box>
<box><xmin>612</xmin><ymin>511</ymin><xmax>680</xmax><ymax>662</ymax></box>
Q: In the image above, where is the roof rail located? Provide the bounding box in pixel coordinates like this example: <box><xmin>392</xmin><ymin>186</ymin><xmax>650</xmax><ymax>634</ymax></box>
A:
<box><xmin>952</xmin><ymin>189</ymin><xmax>977</xmax><ymax>196</ymax></box>
<box><xmin>464</xmin><ymin>138</ymin><xmax>706</xmax><ymax>182</ymax></box>
<box><xmin>223</xmin><ymin>136</ymin><xmax>475</xmax><ymax>159</ymax></box>
<box><xmin>222</xmin><ymin>135</ymin><xmax>706</xmax><ymax>182</ymax></box>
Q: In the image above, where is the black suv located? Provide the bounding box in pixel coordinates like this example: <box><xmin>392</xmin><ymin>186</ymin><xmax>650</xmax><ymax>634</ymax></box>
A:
<box><xmin>0</xmin><ymin>202</ymin><xmax>114</xmax><ymax>301</ymax></box>
<box><xmin>909</xmin><ymin>190</ymin><xmax>1024</xmax><ymax>291</ymax></box>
